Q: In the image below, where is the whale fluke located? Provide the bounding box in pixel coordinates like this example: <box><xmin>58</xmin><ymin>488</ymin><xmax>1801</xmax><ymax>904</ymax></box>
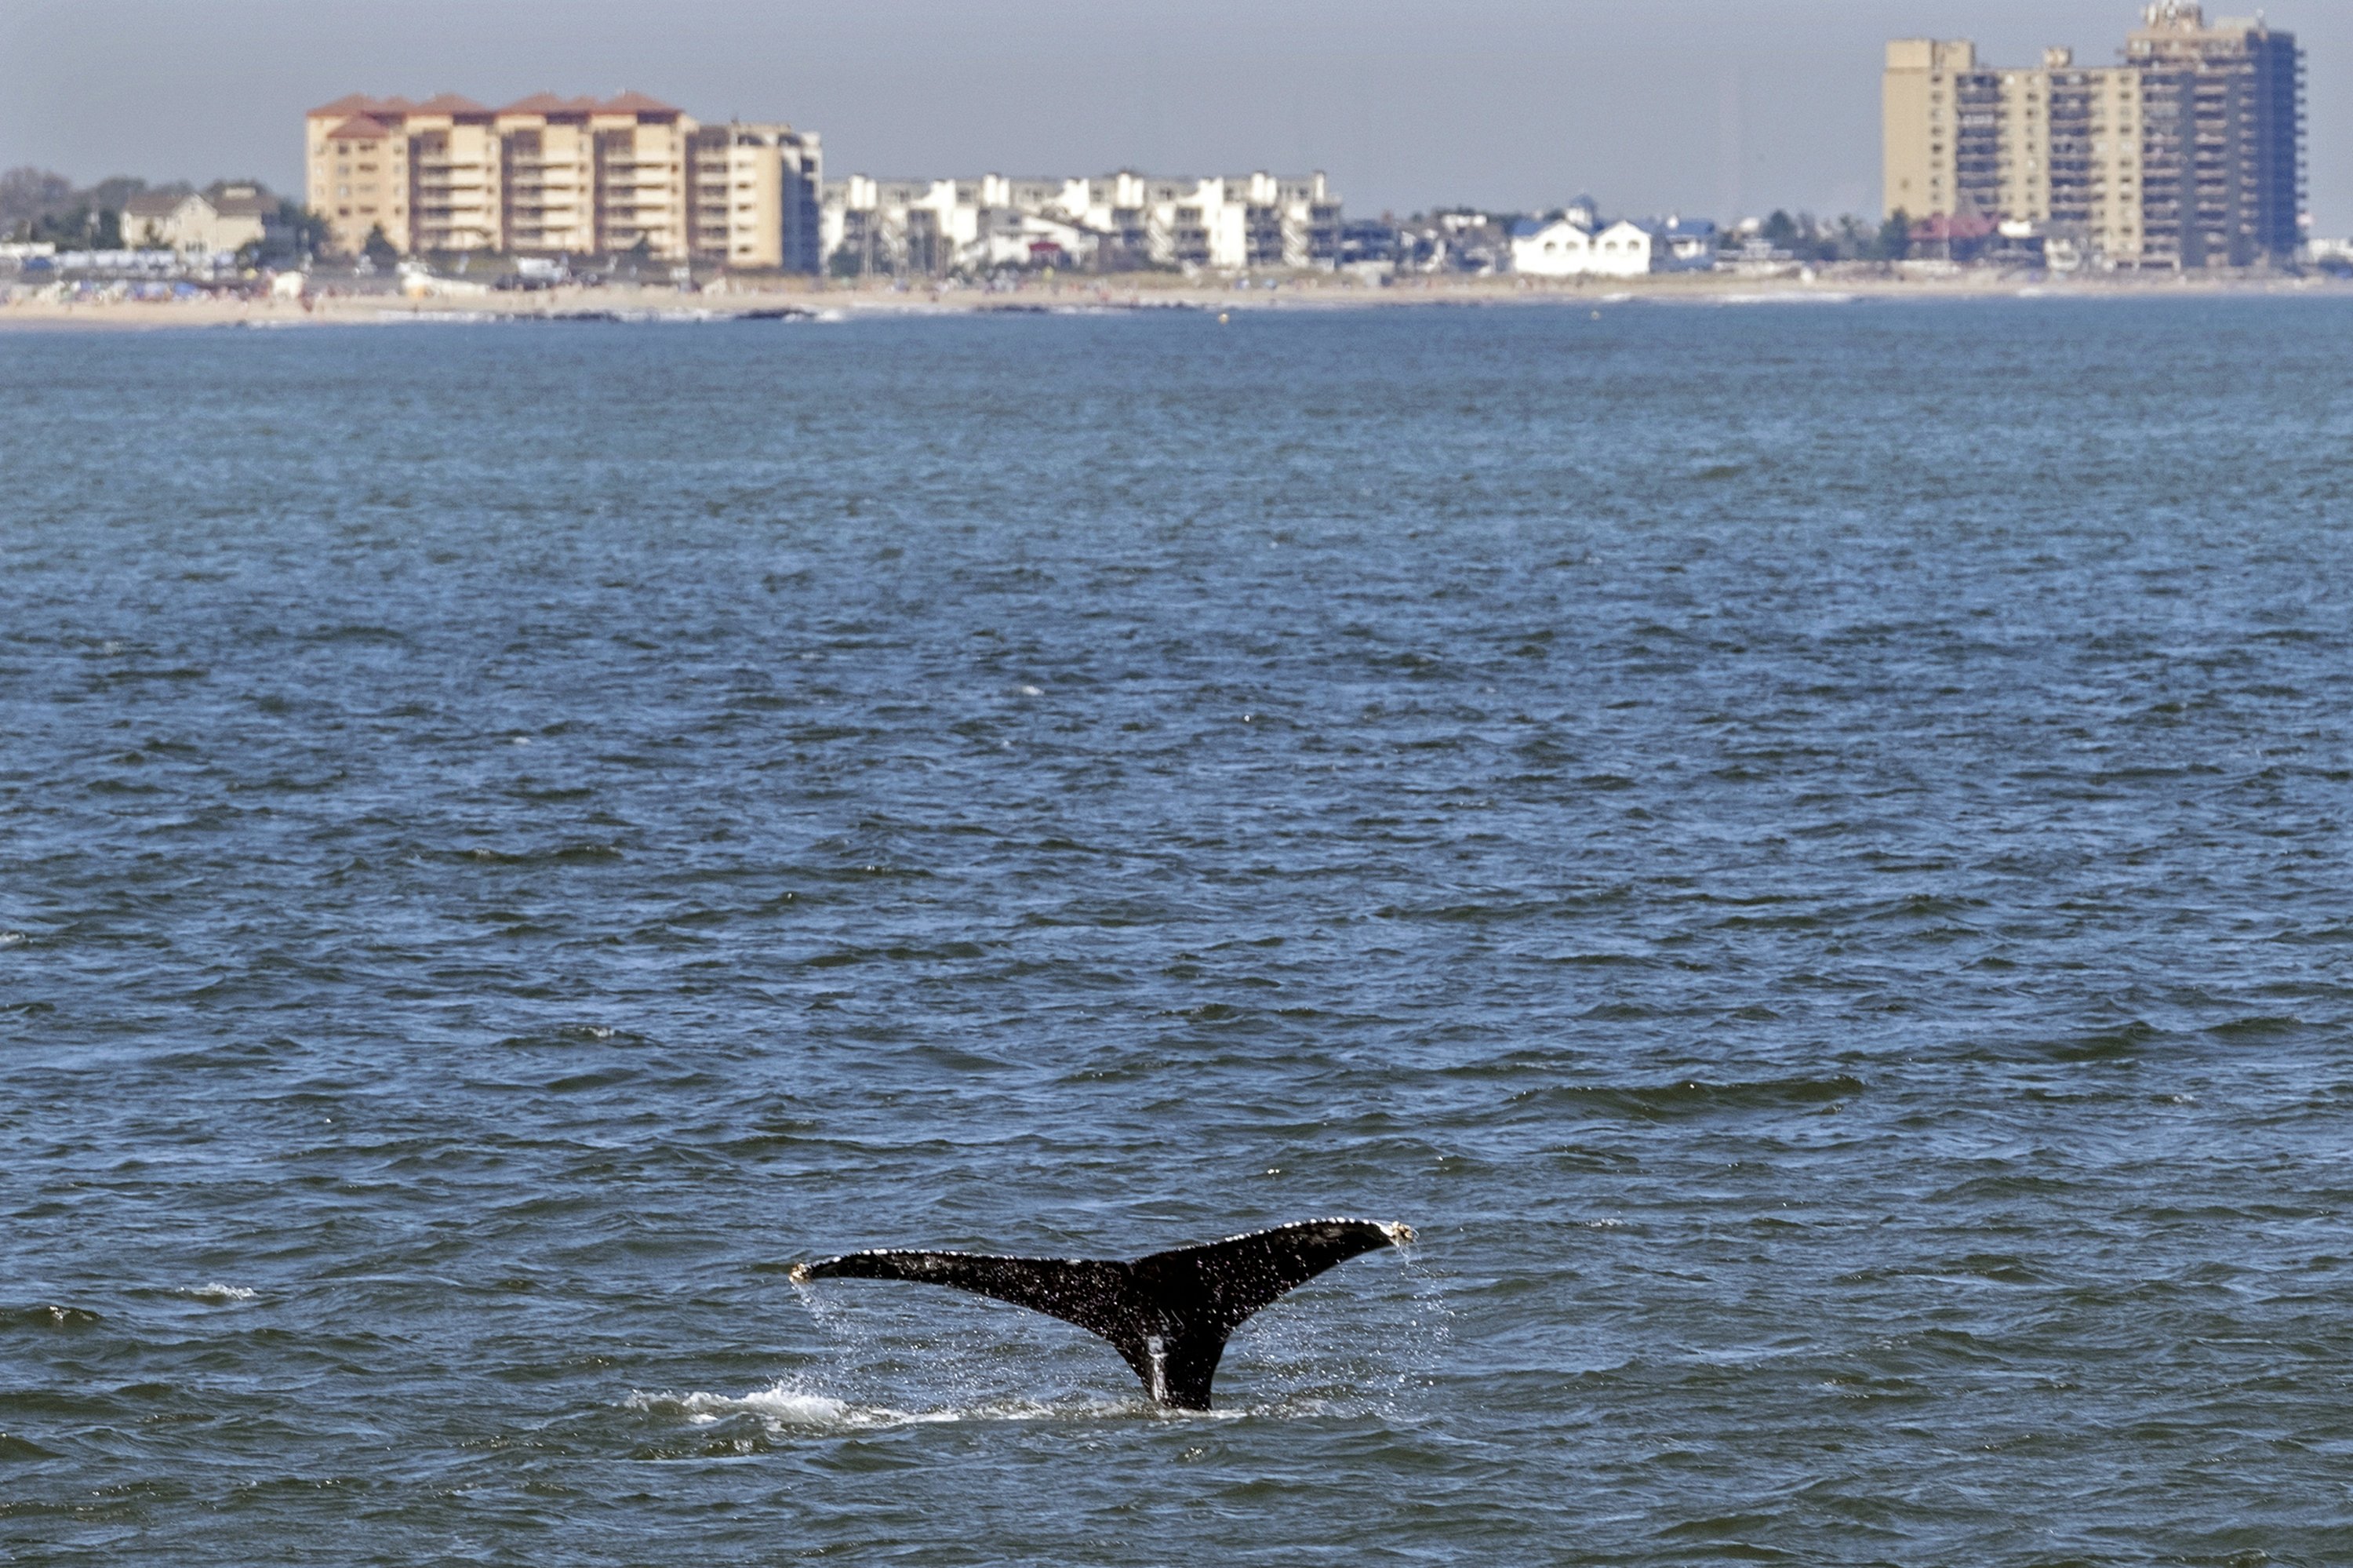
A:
<box><xmin>789</xmin><ymin>1217</ymin><xmax>1414</xmax><ymax>1410</ymax></box>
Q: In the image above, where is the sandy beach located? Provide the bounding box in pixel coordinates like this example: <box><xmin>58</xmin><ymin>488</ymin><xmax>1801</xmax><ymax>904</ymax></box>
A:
<box><xmin>1</xmin><ymin>267</ymin><xmax>2341</xmax><ymax>330</ymax></box>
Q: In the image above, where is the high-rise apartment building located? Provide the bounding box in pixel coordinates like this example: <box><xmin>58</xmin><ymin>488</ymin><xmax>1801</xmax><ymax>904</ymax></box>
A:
<box><xmin>305</xmin><ymin>93</ymin><xmax>821</xmax><ymax>270</ymax></box>
<box><xmin>1883</xmin><ymin>4</ymin><xmax>2301</xmax><ymax>267</ymax></box>
<box><xmin>2125</xmin><ymin>5</ymin><xmax>2303</xmax><ymax>265</ymax></box>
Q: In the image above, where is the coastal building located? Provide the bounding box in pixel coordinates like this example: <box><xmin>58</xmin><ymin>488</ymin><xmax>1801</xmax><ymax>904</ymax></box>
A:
<box><xmin>1510</xmin><ymin>216</ymin><xmax>1647</xmax><ymax>277</ymax></box>
<box><xmin>304</xmin><ymin>93</ymin><xmax>821</xmax><ymax>268</ymax></box>
<box><xmin>1883</xmin><ymin>4</ymin><xmax>2302</xmax><ymax>268</ymax></box>
<box><xmin>121</xmin><ymin>184</ymin><xmax>278</xmax><ymax>257</ymax></box>
<box><xmin>1395</xmin><ymin>213</ymin><xmax>1511</xmax><ymax>275</ymax></box>
<box><xmin>687</xmin><ymin>122</ymin><xmax>824</xmax><ymax>271</ymax></box>
<box><xmin>1651</xmin><ymin>216</ymin><xmax>1722</xmax><ymax>268</ymax></box>
<box><xmin>821</xmin><ymin>171</ymin><xmax>1341</xmax><ymax>275</ymax></box>
<box><xmin>1507</xmin><ymin>215</ymin><xmax>1717</xmax><ymax>278</ymax></box>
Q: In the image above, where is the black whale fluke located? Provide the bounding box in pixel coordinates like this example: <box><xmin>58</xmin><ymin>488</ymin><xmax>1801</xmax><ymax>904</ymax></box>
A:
<box><xmin>789</xmin><ymin>1217</ymin><xmax>1414</xmax><ymax>1410</ymax></box>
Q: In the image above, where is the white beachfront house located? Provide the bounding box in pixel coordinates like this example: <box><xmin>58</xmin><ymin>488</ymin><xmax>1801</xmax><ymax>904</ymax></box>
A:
<box><xmin>1509</xmin><ymin>216</ymin><xmax>1657</xmax><ymax>278</ymax></box>
<box><xmin>1510</xmin><ymin>216</ymin><xmax>1592</xmax><ymax>275</ymax></box>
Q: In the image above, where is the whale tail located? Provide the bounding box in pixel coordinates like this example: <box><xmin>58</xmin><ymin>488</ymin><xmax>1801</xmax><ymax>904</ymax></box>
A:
<box><xmin>790</xmin><ymin>1217</ymin><xmax>1413</xmax><ymax>1410</ymax></box>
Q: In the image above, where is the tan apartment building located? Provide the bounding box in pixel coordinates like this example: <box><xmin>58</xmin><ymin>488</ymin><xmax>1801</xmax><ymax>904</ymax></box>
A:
<box><xmin>687</xmin><ymin>122</ymin><xmax>820</xmax><ymax>270</ymax></box>
<box><xmin>1884</xmin><ymin>5</ymin><xmax>2300</xmax><ymax>268</ymax></box>
<box><xmin>1885</xmin><ymin>40</ymin><xmax>2149</xmax><ymax>263</ymax></box>
<box><xmin>305</xmin><ymin>93</ymin><xmax>821</xmax><ymax>269</ymax></box>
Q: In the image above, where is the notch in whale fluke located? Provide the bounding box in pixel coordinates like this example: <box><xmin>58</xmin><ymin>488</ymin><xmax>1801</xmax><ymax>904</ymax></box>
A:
<box><xmin>788</xmin><ymin>1217</ymin><xmax>1415</xmax><ymax>1410</ymax></box>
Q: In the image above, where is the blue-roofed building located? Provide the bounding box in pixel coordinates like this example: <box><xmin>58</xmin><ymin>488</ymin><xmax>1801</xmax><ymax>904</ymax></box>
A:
<box><xmin>1644</xmin><ymin>216</ymin><xmax>1720</xmax><ymax>271</ymax></box>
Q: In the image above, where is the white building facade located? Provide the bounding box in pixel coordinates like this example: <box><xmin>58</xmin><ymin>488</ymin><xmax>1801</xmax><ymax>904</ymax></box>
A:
<box><xmin>822</xmin><ymin>170</ymin><xmax>1342</xmax><ymax>275</ymax></box>
<box><xmin>1510</xmin><ymin>217</ymin><xmax>1665</xmax><ymax>278</ymax></box>
<box><xmin>1509</xmin><ymin>215</ymin><xmax>1721</xmax><ymax>278</ymax></box>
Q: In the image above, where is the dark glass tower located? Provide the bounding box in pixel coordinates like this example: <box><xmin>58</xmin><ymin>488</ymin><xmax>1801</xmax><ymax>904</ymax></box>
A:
<box><xmin>2127</xmin><ymin>3</ymin><xmax>2304</xmax><ymax>267</ymax></box>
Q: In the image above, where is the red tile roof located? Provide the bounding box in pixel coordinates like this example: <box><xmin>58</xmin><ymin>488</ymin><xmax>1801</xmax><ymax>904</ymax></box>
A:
<box><xmin>500</xmin><ymin>92</ymin><xmax>602</xmax><ymax>117</ymax></box>
<box><xmin>318</xmin><ymin>89</ymin><xmax>684</xmax><ymax>124</ymax></box>
<box><xmin>327</xmin><ymin>115</ymin><xmax>394</xmax><ymax>140</ymax></box>
<box><xmin>601</xmin><ymin>90</ymin><xmax>681</xmax><ymax>118</ymax></box>
<box><xmin>310</xmin><ymin>94</ymin><xmax>420</xmax><ymax>122</ymax></box>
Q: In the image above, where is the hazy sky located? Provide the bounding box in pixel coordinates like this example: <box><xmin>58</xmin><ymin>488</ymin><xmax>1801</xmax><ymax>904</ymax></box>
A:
<box><xmin>3</xmin><ymin>0</ymin><xmax>2346</xmax><ymax>229</ymax></box>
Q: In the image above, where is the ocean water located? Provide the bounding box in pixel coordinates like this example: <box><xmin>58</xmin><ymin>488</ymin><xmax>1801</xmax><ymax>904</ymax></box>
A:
<box><xmin>3</xmin><ymin>299</ymin><xmax>2350</xmax><ymax>1566</ymax></box>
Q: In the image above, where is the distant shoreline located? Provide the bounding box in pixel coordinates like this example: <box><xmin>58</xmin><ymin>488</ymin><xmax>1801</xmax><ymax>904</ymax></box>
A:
<box><xmin>2</xmin><ymin>270</ymin><xmax>2344</xmax><ymax>331</ymax></box>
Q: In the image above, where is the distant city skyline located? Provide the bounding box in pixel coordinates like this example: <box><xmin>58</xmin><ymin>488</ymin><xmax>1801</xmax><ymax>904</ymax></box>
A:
<box><xmin>2</xmin><ymin>0</ymin><xmax>2346</xmax><ymax>231</ymax></box>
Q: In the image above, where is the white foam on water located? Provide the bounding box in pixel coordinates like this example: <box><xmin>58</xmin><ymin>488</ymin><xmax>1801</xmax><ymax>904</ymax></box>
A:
<box><xmin>177</xmin><ymin>1282</ymin><xmax>258</xmax><ymax>1302</ymax></box>
<box><xmin>1713</xmin><ymin>291</ymin><xmax>1859</xmax><ymax>307</ymax></box>
<box><xmin>630</xmin><ymin>1384</ymin><xmax>904</xmax><ymax>1429</ymax></box>
<box><xmin>372</xmin><ymin>310</ymin><xmax>503</xmax><ymax>326</ymax></box>
<box><xmin>627</xmin><ymin>1381</ymin><xmax>1146</xmax><ymax>1432</ymax></box>
<box><xmin>0</xmin><ymin>932</ymin><xmax>25</xmax><ymax>948</ymax></box>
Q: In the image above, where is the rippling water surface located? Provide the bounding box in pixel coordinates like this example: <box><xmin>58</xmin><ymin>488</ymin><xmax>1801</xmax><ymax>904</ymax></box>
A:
<box><xmin>4</xmin><ymin>300</ymin><xmax>2351</xmax><ymax>1566</ymax></box>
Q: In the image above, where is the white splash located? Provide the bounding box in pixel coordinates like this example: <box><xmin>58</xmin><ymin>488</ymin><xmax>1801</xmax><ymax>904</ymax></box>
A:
<box><xmin>629</xmin><ymin>1384</ymin><xmax>910</xmax><ymax>1430</ymax></box>
<box><xmin>627</xmin><ymin>1381</ymin><xmax>1136</xmax><ymax>1432</ymax></box>
<box><xmin>0</xmin><ymin>932</ymin><xmax>24</xmax><ymax>948</ymax></box>
<box><xmin>179</xmin><ymin>1283</ymin><xmax>258</xmax><ymax>1302</ymax></box>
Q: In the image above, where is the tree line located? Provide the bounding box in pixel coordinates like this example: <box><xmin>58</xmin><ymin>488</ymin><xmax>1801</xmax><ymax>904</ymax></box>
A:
<box><xmin>1750</xmin><ymin>210</ymin><xmax>1915</xmax><ymax>264</ymax></box>
<box><xmin>2</xmin><ymin>166</ymin><xmax>329</xmax><ymax>264</ymax></box>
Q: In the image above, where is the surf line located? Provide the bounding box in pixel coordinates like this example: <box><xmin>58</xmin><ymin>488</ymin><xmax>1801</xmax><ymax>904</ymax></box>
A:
<box><xmin>791</xmin><ymin>1217</ymin><xmax>1414</xmax><ymax>1411</ymax></box>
